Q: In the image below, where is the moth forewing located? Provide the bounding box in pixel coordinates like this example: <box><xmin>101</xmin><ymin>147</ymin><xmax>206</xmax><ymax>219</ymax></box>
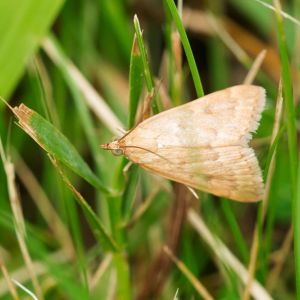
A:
<box><xmin>103</xmin><ymin>85</ymin><xmax>265</xmax><ymax>202</ymax></box>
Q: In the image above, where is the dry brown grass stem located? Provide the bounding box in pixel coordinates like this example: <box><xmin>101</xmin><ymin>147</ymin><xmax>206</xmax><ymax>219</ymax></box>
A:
<box><xmin>0</xmin><ymin>256</ymin><xmax>20</xmax><ymax>300</ymax></box>
<box><xmin>124</xmin><ymin>187</ymin><xmax>160</xmax><ymax>228</ymax></box>
<box><xmin>267</xmin><ymin>226</ymin><xmax>293</xmax><ymax>291</ymax></box>
<box><xmin>244</xmin><ymin>50</ymin><xmax>267</xmax><ymax>85</ymax></box>
<box><xmin>0</xmin><ymin>140</ymin><xmax>44</xmax><ymax>300</ymax></box>
<box><xmin>89</xmin><ymin>254</ymin><xmax>113</xmax><ymax>290</ymax></box>
<box><xmin>187</xmin><ymin>209</ymin><xmax>273</xmax><ymax>300</ymax></box>
<box><xmin>0</xmin><ymin>250</ymin><xmax>69</xmax><ymax>298</ymax></box>
<box><xmin>206</xmin><ymin>13</ymin><xmax>249</xmax><ymax>64</ymax></box>
<box><xmin>163</xmin><ymin>246</ymin><xmax>214</xmax><ymax>300</ymax></box>
<box><xmin>15</xmin><ymin>152</ymin><xmax>75</xmax><ymax>258</ymax></box>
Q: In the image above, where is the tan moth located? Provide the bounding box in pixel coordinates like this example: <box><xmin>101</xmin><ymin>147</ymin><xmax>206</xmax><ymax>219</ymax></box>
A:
<box><xmin>101</xmin><ymin>85</ymin><xmax>265</xmax><ymax>202</ymax></box>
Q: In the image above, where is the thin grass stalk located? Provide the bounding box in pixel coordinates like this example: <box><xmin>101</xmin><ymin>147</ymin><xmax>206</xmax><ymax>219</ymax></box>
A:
<box><xmin>274</xmin><ymin>1</ymin><xmax>299</xmax><ymax>295</ymax></box>
<box><xmin>164</xmin><ymin>0</ymin><xmax>204</xmax><ymax>97</ymax></box>
<box><xmin>266</xmin><ymin>226</ymin><xmax>293</xmax><ymax>291</ymax></box>
<box><xmin>187</xmin><ymin>209</ymin><xmax>272</xmax><ymax>300</ymax></box>
<box><xmin>0</xmin><ymin>257</ymin><xmax>20</xmax><ymax>300</ymax></box>
<box><xmin>164</xmin><ymin>246</ymin><xmax>214</xmax><ymax>300</ymax></box>
<box><xmin>254</xmin><ymin>0</ymin><xmax>300</xmax><ymax>27</ymax></box>
<box><xmin>15</xmin><ymin>153</ymin><xmax>75</xmax><ymax>258</ymax></box>
<box><xmin>0</xmin><ymin>141</ymin><xmax>44</xmax><ymax>300</ymax></box>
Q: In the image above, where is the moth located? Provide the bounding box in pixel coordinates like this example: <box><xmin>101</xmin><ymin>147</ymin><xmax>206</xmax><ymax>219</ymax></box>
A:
<box><xmin>101</xmin><ymin>85</ymin><xmax>265</xmax><ymax>202</ymax></box>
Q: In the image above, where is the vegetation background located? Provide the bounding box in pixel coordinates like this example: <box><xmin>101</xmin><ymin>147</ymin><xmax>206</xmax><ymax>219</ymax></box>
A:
<box><xmin>0</xmin><ymin>0</ymin><xmax>299</xmax><ymax>299</ymax></box>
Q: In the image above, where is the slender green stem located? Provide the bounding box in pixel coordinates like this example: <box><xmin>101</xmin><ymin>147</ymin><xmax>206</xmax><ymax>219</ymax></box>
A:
<box><xmin>296</xmin><ymin>158</ymin><xmax>300</xmax><ymax>299</ymax></box>
<box><xmin>164</xmin><ymin>0</ymin><xmax>204</xmax><ymax>97</ymax></box>
<box><xmin>274</xmin><ymin>0</ymin><xmax>299</xmax><ymax>295</ymax></box>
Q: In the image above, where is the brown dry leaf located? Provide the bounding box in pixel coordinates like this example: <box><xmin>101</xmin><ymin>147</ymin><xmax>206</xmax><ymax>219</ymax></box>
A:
<box><xmin>102</xmin><ymin>85</ymin><xmax>265</xmax><ymax>202</ymax></box>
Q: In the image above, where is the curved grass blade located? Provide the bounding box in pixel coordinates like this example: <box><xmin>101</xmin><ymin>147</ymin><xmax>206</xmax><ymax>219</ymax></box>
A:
<box><xmin>9</xmin><ymin>103</ymin><xmax>110</xmax><ymax>193</ymax></box>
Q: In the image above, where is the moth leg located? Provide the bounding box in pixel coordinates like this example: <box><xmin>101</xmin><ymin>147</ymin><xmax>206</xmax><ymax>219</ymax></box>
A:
<box><xmin>123</xmin><ymin>161</ymin><xmax>133</xmax><ymax>174</ymax></box>
<box><xmin>186</xmin><ymin>186</ymin><xmax>199</xmax><ymax>200</ymax></box>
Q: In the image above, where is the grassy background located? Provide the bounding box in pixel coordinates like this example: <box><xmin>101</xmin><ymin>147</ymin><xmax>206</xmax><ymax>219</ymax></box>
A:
<box><xmin>0</xmin><ymin>0</ymin><xmax>299</xmax><ymax>299</ymax></box>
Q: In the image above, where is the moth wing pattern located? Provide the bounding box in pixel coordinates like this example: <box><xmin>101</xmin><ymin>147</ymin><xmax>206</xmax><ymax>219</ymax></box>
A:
<box><xmin>121</xmin><ymin>85</ymin><xmax>265</xmax><ymax>202</ymax></box>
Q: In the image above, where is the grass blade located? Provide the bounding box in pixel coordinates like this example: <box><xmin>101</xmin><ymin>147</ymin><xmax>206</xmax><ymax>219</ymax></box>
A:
<box><xmin>128</xmin><ymin>35</ymin><xmax>144</xmax><ymax>128</ymax></box>
<box><xmin>164</xmin><ymin>0</ymin><xmax>204</xmax><ymax>97</ymax></box>
<box><xmin>163</xmin><ymin>246</ymin><xmax>214</xmax><ymax>300</ymax></box>
<box><xmin>133</xmin><ymin>15</ymin><xmax>159</xmax><ymax>114</ymax></box>
<box><xmin>0</xmin><ymin>0</ymin><xmax>64</xmax><ymax>98</ymax></box>
<box><xmin>274</xmin><ymin>0</ymin><xmax>299</xmax><ymax>294</ymax></box>
<box><xmin>8</xmin><ymin>103</ymin><xmax>110</xmax><ymax>193</ymax></box>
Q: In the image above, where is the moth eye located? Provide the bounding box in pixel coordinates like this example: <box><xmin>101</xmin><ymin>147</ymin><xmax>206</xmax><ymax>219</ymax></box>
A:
<box><xmin>112</xmin><ymin>148</ymin><xmax>124</xmax><ymax>156</ymax></box>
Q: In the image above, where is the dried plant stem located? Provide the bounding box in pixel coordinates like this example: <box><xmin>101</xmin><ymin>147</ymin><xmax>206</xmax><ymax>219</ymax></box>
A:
<box><xmin>187</xmin><ymin>209</ymin><xmax>273</xmax><ymax>300</ymax></box>
<box><xmin>15</xmin><ymin>152</ymin><xmax>75</xmax><ymax>258</ymax></box>
<box><xmin>0</xmin><ymin>141</ymin><xmax>44</xmax><ymax>300</ymax></box>
<box><xmin>207</xmin><ymin>13</ymin><xmax>249</xmax><ymax>64</ymax></box>
<box><xmin>124</xmin><ymin>187</ymin><xmax>160</xmax><ymax>228</ymax></box>
<box><xmin>266</xmin><ymin>226</ymin><xmax>293</xmax><ymax>291</ymax></box>
<box><xmin>0</xmin><ymin>257</ymin><xmax>20</xmax><ymax>300</ymax></box>
<box><xmin>89</xmin><ymin>254</ymin><xmax>113</xmax><ymax>290</ymax></box>
<box><xmin>254</xmin><ymin>0</ymin><xmax>300</xmax><ymax>27</ymax></box>
<box><xmin>163</xmin><ymin>246</ymin><xmax>214</xmax><ymax>300</ymax></box>
<box><xmin>0</xmin><ymin>250</ymin><xmax>69</xmax><ymax>298</ymax></box>
<box><xmin>244</xmin><ymin>50</ymin><xmax>267</xmax><ymax>85</ymax></box>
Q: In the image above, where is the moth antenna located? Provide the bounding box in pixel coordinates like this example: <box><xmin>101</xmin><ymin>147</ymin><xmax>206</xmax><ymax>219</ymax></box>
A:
<box><xmin>118</xmin><ymin>126</ymin><xmax>138</xmax><ymax>141</ymax></box>
<box><xmin>123</xmin><ymin>145</ymin><xmax>170</xmax><ymax>162</ymax></box>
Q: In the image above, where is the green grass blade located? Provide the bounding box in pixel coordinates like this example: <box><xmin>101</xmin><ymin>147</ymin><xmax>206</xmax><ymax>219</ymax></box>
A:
<box><xmin>10</xmin><ymin>104</ymin><xmax>110</xmax><ymax>193</ymax></box>
<box><xmin>263</xmin><ymin>126</ymin><xmax>285</xmax><ymax>179</ymax></box>
<box><xmin>275</xmin><ymin>7</ymin><xmax>298</xmax><ymax>188</ymax></box>
<box><xmin>122</xmin><ymin>164</ymin><xmax>139</xmax><ymax>221</ymax></box>
<box><xmin>128</xmin><ymin>35</ymin><xmax>144</xmax><ymax>128</ymax></box>
<box><xmin>133</xmin><ymin>15</ymin><xmax>159</xmax><ymax>114</ymax></box>
<box><xmin>296</xmin><ymin>155</ymin><xmax>300</xmax><ymax>297</ymax></box>
<box><xmin>164</xmin><ymin>0</ymin><xmax>204</xmax><ymax>97</ymax></box>
<box><xmin>274</xmin><ymin>1</ymin><xmax>299</xmax><ymax>294</ymax></box>
<box><xmin>0</xmin><ymin>0</ymin><xmax>64</xmax><ymax>98</ymax></box>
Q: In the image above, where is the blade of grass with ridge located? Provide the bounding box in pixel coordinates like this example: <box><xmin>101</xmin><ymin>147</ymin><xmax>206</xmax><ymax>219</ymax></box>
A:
<box><xmin>164</xmin><ymin>0</ymin><xmax>204</xmax><ymax>97</ymax></box>
<box><xmin>6</xmin><ymin>102</ymin><xmax>110</xmax><ymax>193</ymax></box>
<box><xmin>274</xmin><ymin>0</ymin><xmax>299</xmax><ymax>294</ymax></box>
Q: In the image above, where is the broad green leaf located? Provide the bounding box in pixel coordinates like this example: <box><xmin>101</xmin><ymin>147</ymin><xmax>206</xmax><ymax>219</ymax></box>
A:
<box><xmin>0</xmin><ymin>0</ymin><xmax>64</xmax><ymax>97</ymax></box>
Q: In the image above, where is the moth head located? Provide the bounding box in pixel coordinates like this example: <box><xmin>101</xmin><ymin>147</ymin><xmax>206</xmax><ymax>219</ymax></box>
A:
<box><xmin>100</xmin><ymin>139</ymin><xmax>124</xmax><ymax>156</ymax></box>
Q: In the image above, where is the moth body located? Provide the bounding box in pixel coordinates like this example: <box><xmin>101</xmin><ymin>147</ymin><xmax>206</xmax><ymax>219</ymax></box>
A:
<box><xmin>102</xmin><ymin>85</ymin><xmax>266</xmax><ymax>202</ymax></box>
